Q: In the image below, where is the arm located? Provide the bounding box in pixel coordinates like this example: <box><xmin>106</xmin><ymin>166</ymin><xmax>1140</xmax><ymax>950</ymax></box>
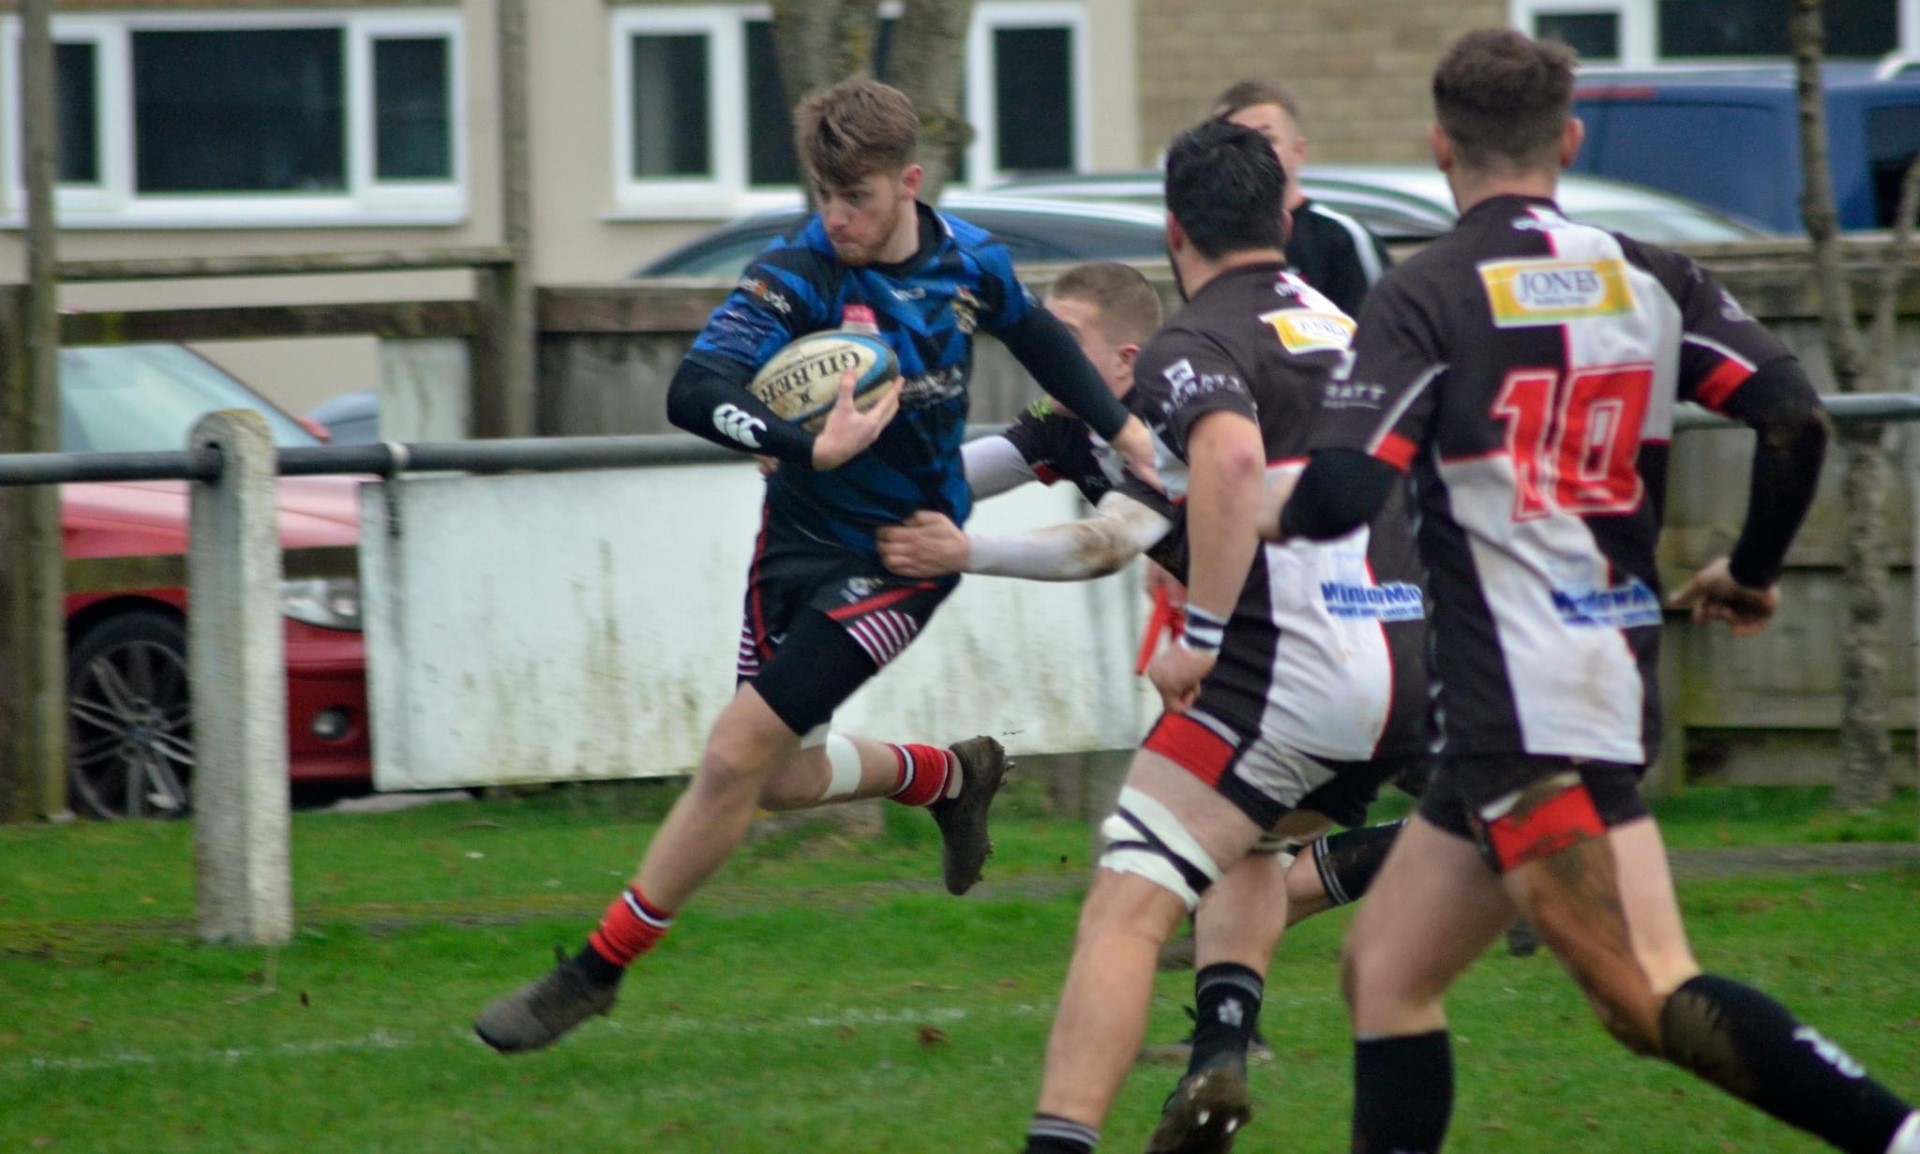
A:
<box><xmin>1669</xmin><ymin>357</ymin><xmax>1828</xmax><ymax>634</ymax></box>
<box><xmin>667</xmin><ymin>357</ymin><xmax>900</xmax><ymax>471</ymax></box>
<box><xmin>1148</xmin><ymin>410</ymin><xmax>1266</xmax><ymax>712</ymax></box>
<box><xmin>963</xmin><ymin>435</ymin><xmax>1042</xmax><ymax>500</ymax></box>
<box><xmin>877</xmin><ymin>492</ymin><xmax>1174</xmax><ymax>582</ymax></box>
<box><xmin>1270</xmin><ymin>448</ymin><xmax>1402</xmax><ymax>541</ymax></box>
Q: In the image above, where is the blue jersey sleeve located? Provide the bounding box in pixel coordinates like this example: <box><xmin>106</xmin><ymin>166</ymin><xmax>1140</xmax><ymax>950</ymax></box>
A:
<box><xmin>973</xmin><ymin>240</ymin><xmax>1036</xmax><ymax>337</ymax></box>
<box><xmin>686</xmin><ymin>242</ymin><xmax>837</xmax><ymax>375</ymax></box>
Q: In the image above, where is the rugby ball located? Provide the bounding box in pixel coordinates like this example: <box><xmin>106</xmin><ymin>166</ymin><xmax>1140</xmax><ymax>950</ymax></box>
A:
<box><xmin>748</xmin><ymin>329</ymin><xmax>900</xmax><ymax>434</ymax></box>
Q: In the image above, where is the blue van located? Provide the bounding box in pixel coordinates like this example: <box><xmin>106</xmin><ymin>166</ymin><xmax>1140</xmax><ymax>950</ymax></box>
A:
<box><xmin>1572</xmin><ymin>63</ymin><xmax>1920</xmax><ymax>232</ymax></box>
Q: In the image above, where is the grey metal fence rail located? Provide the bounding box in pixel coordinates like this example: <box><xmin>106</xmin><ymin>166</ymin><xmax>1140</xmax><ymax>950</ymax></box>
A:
<box><xmin>3</xmin><ymin>395</ymin><xmax>1916</xmax><ymax>489</ymax></box>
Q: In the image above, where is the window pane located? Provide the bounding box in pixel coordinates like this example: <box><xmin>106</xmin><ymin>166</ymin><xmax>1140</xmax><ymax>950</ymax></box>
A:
<box><xmin>995</xmin><ymin>27</ymin><xmax>1072</xmax><ymax>174</ymax></box>
<box><xmin>374</xmin><ymin>38</ymin><xmax>452</xmax><ymax>181</ymax></box>
<box><xmin>55</xmin><ymin>42</ymin><xmax>99</xmax><ymax>185</ymax></box>
<box><xmin>1535</xmin><ymin>12</ymin><xmax>1621</xmax><ymax>62</ymax></box>
<box><xmin>630</xmin><ymin>34</ymin><xmax>710</xmax><ymax>178</ymax></box>
<box><xmin>133</xmin><ymin>29</ymin><xmax>345</xmax><ymax>194</ymax></box>
<box><xmin>1659</xmin><ymin>0</ymin><xmax>1894</xmax><ymax>58</ymax></box>
<box><xmin>746</xmin><ymin>21</ymin><xmax>799</xmax><ymax>186</ymax></box>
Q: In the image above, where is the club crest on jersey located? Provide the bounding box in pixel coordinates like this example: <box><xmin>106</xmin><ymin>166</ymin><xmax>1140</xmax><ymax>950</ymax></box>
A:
<box><xmin>951</xmin><ymin>287</ymin><xmax>984</xmax><ymax>335</ymax></box>
<box><xmin>1480</xmin><ymin>258</ymin><xmax>1634</xmax><ymax>327</ymax></box>
<box><xmin>1260</xmin><ymin>308</ymin><xmax>1355</xmax><ymax>354</ymax></box>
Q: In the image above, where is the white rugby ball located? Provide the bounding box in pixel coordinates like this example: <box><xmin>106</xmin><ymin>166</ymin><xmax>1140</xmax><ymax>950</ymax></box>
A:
<box><xmin>747</xmin><ymin>329</ymin><xmax>900</xmax><ymax>434</ymax></box>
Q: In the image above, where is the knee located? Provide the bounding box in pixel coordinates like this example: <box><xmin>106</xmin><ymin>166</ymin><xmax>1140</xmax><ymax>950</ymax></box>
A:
<box><xmin>696</xmin><ymin>730</ymin><xmax>783</xmax><ymax>799</ymax></box>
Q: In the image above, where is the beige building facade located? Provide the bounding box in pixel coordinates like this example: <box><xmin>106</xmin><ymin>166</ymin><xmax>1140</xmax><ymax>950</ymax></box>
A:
<box><xmin>3</xmin><ymin>0</ymin><xmax>1907</xmax><ymax>411</ymax></box>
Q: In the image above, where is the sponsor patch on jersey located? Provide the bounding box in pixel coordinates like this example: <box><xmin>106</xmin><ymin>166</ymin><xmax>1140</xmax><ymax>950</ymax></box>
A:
<box><xmin>1260</xmin><ymin>309</ymin><xmax>1355</xmax><ymax>354</ymax></box>
<box><xmin>1479</xmin><ymin>258</ymin><xmax>1634</xmax><ymax>327</ymax></box>
<box><xmin>1319</xmin><ymin>580</ymin><xmax>1425</xmax><ymax>622</ymax></box>
<box><xmin>1551</xmin><ymin>579</ymin><xmax>1662</xmax><ymax>629</ymax></box>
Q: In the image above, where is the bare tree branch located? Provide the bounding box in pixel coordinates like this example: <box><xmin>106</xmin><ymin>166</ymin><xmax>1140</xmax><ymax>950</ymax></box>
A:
<box><xmin>1792</xmin><ymin>0</ymin><xmax>1866</xmax><ymax>393</ymax></box>
<box><xmin>1867</xmin><ymin>154</ymin><xmax>1920</xmax><ymax>392</ymax></box>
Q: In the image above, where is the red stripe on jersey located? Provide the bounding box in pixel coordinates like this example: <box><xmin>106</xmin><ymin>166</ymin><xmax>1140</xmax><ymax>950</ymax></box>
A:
<box><xmin>1143</xmin><ymin>713</ymin><xmax>1235</xmax><ymax>786</ymax></box>
<box><xmin>826</xmin><ymin>582</ymin><xmax>933</xmax><ymax>621</ymax></box>
<box><xmin>1375</xmin><ymin>431</ymin><xmax>1418</xmax><ymax>472</ymax></box>
<box><xmin>1694</xmin><ymin>358</ymin><xmax>1752</xmax><ymax>411</ymax></box>
<box><xmin>1034</xmin><ymin>463</ymin><xmax>1062</xmax><ymax>486</ymax></box>
<box><xmin>746</xmin><ymin>510</ymin><xmax>773</xmax><ymax>661</ymax></box>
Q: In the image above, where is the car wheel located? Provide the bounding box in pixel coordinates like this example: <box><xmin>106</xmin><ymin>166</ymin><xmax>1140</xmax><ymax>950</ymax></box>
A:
<box><xmin>67</xmin><ymin>610</ymin><xmax>194</xmax><ymax>820</ymax></box>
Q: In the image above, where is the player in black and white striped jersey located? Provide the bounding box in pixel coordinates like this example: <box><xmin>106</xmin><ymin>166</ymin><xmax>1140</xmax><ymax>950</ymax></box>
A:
<box><xmin>1281</xmin><ymin>28</ymin><xmax>1918</xmax><ymax>1154</ymax></box>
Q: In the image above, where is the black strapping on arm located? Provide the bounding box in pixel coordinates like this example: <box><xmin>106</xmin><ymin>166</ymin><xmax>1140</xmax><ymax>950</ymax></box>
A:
<box><xmin>1279</xmin><ymin>448</ymin><xmax>1401</xmax><ymax>540</ymax></box>
<box><xmin>1718</xmin><ymin>357</ymin><xmax>1830</xmax><ymax>589</ymax></box>
<box><xmin>997</xmin><ymin>306</ymin><xmax>1132</xmax><ymax>441</ymax></box>
<box><xmin>665</xmin><ymin>355</ymin><xmax>817</xmax><ymax>466</ymax></box>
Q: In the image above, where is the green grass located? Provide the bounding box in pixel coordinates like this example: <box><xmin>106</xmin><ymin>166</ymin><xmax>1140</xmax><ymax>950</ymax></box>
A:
<box><xmin>0</xmin><ymin>781</ymin><xmax>1915</xmax><ymax>1152</ymax></box>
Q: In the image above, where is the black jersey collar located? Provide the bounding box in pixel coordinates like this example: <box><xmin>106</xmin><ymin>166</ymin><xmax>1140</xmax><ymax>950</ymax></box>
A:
<box><xmin>1458</xmin><ymin>193</ymin><xmax>1561</xmax><ymax>225</ymax></box>
<box><xmin>1188</xmin><ymin>258</ymin><xmax>1290</xmax><ymax>303</ymax></box>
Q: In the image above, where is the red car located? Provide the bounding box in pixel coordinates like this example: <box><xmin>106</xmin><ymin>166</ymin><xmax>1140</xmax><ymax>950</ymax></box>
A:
<box><xmin>58</xmin><ymin>344</ymin><xmax>370</xmax><ymax>818</ymax></box>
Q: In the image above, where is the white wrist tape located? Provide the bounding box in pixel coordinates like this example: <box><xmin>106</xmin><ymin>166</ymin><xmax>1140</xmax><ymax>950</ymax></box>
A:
<box><xmin>1178</xmin><ymin>604</ymin><xmax>1229</xmax><ymax>654</ymax></box>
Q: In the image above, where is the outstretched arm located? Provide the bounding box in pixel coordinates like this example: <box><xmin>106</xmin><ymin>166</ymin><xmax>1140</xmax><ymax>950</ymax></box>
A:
<box><xmin>878</xmin><ymin>492</ymin><xmax>1172</xmax><ymax>581</ymax></box>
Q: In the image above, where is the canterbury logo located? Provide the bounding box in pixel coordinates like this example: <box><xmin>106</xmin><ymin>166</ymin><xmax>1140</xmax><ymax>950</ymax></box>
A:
<box><xmin>713</xmin><ymin>404</ymin><xmax>766</xmax><ymax>449</ymax></box>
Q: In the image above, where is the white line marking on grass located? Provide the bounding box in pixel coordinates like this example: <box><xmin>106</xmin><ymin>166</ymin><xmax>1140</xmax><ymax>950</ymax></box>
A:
<box><xmin>4</xmin><ymin>1029</ymin><xmax>416</xmax><ymax>1076</ymax></box>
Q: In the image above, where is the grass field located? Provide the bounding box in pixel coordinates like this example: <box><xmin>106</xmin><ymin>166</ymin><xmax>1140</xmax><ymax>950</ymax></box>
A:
<box><xmin>0</xmin><ymin>781</ymin><xmax>1915</xmax><ymax>1153</ymax></box>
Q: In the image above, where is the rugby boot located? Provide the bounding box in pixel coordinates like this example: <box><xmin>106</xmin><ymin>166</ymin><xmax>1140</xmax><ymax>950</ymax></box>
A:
<box><xmin>927</xmin><ymin>735</ymin><xmax>1009</xmax><ymax>895</ymax></box>
<box><xmin>473</xmin><ymin>947</ymin><xmax>618</xmax><ymax>1054</ymax></box>
<box><xmin>1144</xmin><ymin>1062</ymin><xmax>1253</xmax><ymax>1154</ymax></box>
<box><xmin>1506</xmin><ymin>917</ymin><xmax>1542</xmax><ymax>957</ymax></box>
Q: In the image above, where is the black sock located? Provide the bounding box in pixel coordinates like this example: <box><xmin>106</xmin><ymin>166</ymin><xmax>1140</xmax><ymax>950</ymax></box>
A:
<box><xmin>1353</xmin><ymin>1031</ymin><xmax>1452</xmax><ymax>1154</ymax></box>
<box><xmin>571</xmin><ymin>943</ymin><xmax>625</xmax><ymax>987</ymax></box>
<box><xmin>1312</xmin><ymin>819</ymin><xmax>1406</xmax><ymax>906</ymax></box>
<box><xmin>1661</xmin><ymin>974</ymin><xmax>1913</xmax><ymax>1153</ymax></box>
<box><xmin>1025</xmin><ymin>1113</ymin><xmax>1098</xmax><ymax>1153</ymax></box>
<box><xmin>1189</xmin><ymin>963</ymin><xmax>1264</xmax><ymax>1075</ymax></box>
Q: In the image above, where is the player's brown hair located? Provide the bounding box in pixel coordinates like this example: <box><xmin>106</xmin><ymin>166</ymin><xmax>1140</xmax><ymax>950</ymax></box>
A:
<box><xmin>795</xmin><ymin>78</ymin><xmax>919</xmax><ymax>191</ymax></box>
<box><xmin>1210</xmin><ymin>79</ymin><xmax>1303</xmax><ymax>129</ymax></box>
<box><xmin>1046</xmin><ymin>262</ymin><xmax>1164</xmax><ymax>346</ymax></box>
<box><xmin>1431</xmin><ymin>29</ymin><xmax>1577</xmax><ymax>173</ymax></box>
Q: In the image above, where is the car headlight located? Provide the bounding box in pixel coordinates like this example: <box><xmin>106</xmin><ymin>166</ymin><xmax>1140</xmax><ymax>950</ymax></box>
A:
<box><xmin>280</xmin><ymin>578</ymin><xmax>363</xmax><ymax>631</ymax></box>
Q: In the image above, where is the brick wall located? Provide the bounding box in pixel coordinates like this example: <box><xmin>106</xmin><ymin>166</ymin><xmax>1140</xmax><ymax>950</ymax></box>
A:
<box><xmin>1135</xmin><ymin>0</ymin><xmax>1505</xmax><ymax>165</ymax></box>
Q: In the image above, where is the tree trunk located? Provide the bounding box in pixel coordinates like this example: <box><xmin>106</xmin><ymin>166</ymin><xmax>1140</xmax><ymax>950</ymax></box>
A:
<box><xmin>889</xmin><ymin>0</ymin><xmax>977</xmax><ymax>203</ymax></box>
<box><xmin>1792</xmin><ymin>0</ymin><xmax>1897</xmax><ymax>807</ymax></box>
<box><xmin>1837</xmin><ymin>425</ymin><xmax>1896</xmax><ymax>808</ymax></box>
<box><xmin>769</xmin><ymin>0</ymin><xmax>882</xmax><ymax>207</ymax></box>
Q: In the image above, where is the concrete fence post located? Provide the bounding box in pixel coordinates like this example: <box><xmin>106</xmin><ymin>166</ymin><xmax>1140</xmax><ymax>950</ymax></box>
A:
<box><xmin>189</xmin><ymin>410</ymin><xmax>292</xmax><ymax>946</ymax></box>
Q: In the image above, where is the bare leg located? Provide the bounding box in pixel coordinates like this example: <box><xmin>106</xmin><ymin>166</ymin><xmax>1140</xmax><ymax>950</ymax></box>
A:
<box><xmin>758</xmin><ymin>734</ymin><xmax>908</xmax><ymax>810</ymax></box>
<box><xmin>1033</xmin><ymin>752</ymin><xmax>1262</xmax><ymax>1130</ymax></box>
<box><xmin>633</xmin><ymin>685</ymin><xmax>799</xmax><ymax>910</ymax></box>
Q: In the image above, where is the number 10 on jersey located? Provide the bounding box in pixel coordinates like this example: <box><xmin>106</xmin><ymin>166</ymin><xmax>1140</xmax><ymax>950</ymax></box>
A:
<box><xmin>1492</xmin><ymin>362</ymin><xmax>1655</xmax><ymax>521</ymax></box>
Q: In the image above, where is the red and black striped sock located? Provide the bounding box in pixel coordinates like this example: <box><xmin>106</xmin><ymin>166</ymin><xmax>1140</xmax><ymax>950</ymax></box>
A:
<box><xmin>581</xmin><ymin>886</ymin><xmax>674</xmax><ymax>978</ymax></box>
<box><xmin>884</xmin><ymin>743</ymin><xmax>957</xmax><ymax>808</ymax></box>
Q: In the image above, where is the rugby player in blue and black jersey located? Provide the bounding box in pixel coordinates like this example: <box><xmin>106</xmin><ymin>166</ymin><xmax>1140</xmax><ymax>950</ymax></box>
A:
<box><xmin>1277</xmin><ymin>29</ymin><xmax>1918</xmax><ymax>1154</ymax></box>
<box><xmin>472</xmin><ymin>78</ymin><xmax>1160</xmax><ymax>1058</ymax></box>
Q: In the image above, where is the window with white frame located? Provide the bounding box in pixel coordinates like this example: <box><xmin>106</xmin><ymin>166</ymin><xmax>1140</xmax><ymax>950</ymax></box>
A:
<box><xmin>610</xmin><ymin>2</ymin><xmax>1087</xmax><ymax>218</ymax></box>
<box><xmin>1512</xmin><ymin>0</ymin><xmax>1915</xmax><ymax>68</ymax></box>
<box><xmin>1</xmin><ymin>10</ymin><xmax>466</xmax><ymax>228</ymax></box>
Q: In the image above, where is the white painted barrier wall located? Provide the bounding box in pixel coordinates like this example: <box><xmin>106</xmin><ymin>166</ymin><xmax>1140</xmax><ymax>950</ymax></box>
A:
<box><xmin>361</xmin><ymin>463</ymin><xmax>1156</xmax><ymax>790</ymax></box>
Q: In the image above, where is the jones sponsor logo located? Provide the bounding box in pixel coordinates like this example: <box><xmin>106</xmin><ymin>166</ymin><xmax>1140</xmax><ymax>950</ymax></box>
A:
<box><xmin>1480</xmin><ymin>258</ymin><xmax>1633</xmax><ymax>327</ymax></box>
<box><xmin>1262</xmin><ymin>308</ymin><xmax>1355</xmax><ymax>354</ymax></box>
<box><xmin>1551</xmin><ymin>578</ymin><xmax>1661</xmax><ymax>628</ymax></box>
<box><xmin>1320</xmin><ymin>580</ymin><xmax>1425</xmax><ymax>621</ymax></box>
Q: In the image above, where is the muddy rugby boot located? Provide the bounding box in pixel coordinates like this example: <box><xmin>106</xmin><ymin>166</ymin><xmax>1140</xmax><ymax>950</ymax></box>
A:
<box><xmin>1145</xmin><ymin>1062</ymin><xmax>1253</xmax><ymax>1153</ymax></box>
<box><xmin>928</xmin><ymin>736</ymin><xmax>1010</xmax><ymax>895</ymax></box>
<box><xmin>474</xmin><ymin>947</ymin><xmax>618</xmax><ymax>1054</ymax></box>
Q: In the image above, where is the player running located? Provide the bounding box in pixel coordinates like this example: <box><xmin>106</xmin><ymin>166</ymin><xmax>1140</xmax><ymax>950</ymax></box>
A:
<box><xmin>473</xmin><ymin>78</ymin><xmax>1159</xmax><ymax>1057</ymax></box>
<box><xmin>1274</xmin><ymin>29</ymin><xmax>1920</xmax><ymax>1154</ymax></box>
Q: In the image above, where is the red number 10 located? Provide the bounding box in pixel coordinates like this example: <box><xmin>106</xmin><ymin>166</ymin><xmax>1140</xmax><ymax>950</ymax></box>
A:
<box><xmin>1491</xmin><ymin>363</ymin><xmax>1654</xmax><ymax>520</ymax></box>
